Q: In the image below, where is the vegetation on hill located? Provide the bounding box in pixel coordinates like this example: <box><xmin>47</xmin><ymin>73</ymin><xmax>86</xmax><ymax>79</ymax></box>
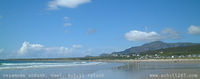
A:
<box><xmin>140</xmin><ymin>44</ymin><xmax>200</xmax><ymax>56</ymax></box>
<box><xmin>113</xmin><ymin>41</ymin><xmax>198</xmax><ymax>54</ymax></box>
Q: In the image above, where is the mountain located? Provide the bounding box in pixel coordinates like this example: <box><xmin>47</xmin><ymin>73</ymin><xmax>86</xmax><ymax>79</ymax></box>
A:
<box><xmin>113</xmin><ymin>41</ymin><xmax>199</xmax><ymax>54</ymax></box>
<box><xmin>141</xmin><ymin>44</ymin><xmax>200</xmax><ymax>56</ymax></box>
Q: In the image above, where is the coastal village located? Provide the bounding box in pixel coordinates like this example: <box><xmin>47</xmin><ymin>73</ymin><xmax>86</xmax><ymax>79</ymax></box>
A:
<box><xmin>109</xmin><ymin>53</ymin><xmax>200</xmax><ymax>59</ymax></box>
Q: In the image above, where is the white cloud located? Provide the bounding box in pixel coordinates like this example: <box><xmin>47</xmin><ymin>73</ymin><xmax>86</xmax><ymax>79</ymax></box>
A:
<box><xmin>125</xmin><ymin>28</ymin><xmax>181</xmax><ymax>42</ymax></box>
<box><xmin>17</xmin><ymin>42</ymin><xmax>83</xmax><ymax>58</ymax></box>
<box><xmin>188</xmin><ymin>25</ymin><xmax>200</xmax><ymax>35</ymax></box>
<box><xmin>19</xmin><ymin>42</ymin><xmax>43</xmax><ymax>54</ymax></box>
<box><xmin>64</xmin><ymin>23</ymin><xmax>72</xmax><ymax>27</ymax></box>
<box><xmin>48</xmin><ymin>0</ymin><xmax>91</xmax><ymax>10</ymax></box>
<box><xmin>0</xmin><ymin>16</ymin><xmax>2</xmax><ymax>19</ymax></box>
<box><xmin>125</xmin><ymin>30</ymin><xmax>161</xmax><ymax>42</ymax></box>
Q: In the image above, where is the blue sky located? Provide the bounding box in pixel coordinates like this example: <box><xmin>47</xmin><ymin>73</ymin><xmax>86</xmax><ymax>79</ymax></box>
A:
<box><xmin>0</xmin><ymin>0</ymin><xmax>200</xmax><ymax>58</ymax></box>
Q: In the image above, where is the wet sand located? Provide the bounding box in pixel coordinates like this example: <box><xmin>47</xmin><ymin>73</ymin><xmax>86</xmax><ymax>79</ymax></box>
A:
<box><xmin>92</xmin><ymin>60</ymin><xmax>200</xmax><ymax>79</ymax></box>
<box><xmin>92</xmin><ymin>59</ymin><xmax>200</xmax><ymax>63</ymax></box>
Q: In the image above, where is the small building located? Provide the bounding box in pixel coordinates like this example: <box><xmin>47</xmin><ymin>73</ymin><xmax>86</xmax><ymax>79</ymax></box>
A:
<box><xmin>171</xmin><ymin>56</ymin><xmax>174</xmax><ymax>58</ymax></box>
<box><xmin>111</xmin><ymin>54</ymin><xmax>118</xmax><ymax>57</ymax></box>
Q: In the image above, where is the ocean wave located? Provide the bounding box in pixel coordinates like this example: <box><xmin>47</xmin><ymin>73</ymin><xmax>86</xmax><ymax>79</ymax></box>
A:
<box><xmin>0</xmin><ymin>62</ymin><xmax>103</xmax><ymax>70</ymax></box>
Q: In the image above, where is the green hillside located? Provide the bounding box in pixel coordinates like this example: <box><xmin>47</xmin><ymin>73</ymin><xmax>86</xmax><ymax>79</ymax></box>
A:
<box><xmin>141</xmin><ymin>44</ymin><xmax>200</xmax><ymax>56</ymax></box>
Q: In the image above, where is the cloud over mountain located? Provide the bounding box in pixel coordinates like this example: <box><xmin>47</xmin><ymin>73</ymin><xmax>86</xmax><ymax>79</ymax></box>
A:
<box><xmin>125</xmin><ymin>28</ymin><xmax>181</xmax><ymax>42</ymax></box>
<box><xmin>125</xmin><ymin>30</ymin><xmax>161</xmax><ymax>42</ymax></box>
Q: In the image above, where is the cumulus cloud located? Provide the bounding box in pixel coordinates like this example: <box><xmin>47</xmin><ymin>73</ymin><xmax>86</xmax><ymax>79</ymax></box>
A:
<box><xmin>17</xmin><ymin>42</ymin><xmax>83</xmax><ymax>58</ymax></box>
<box><xmin>19</xmin><ymin>42</ymin><xmax>43</xmax><ymax>54</ymax></box>
<box><xmin>125</xmin><ymin>30</ymin><xmax>161</xmax><ymax>42</ymax></box>
<box><xmin>125</xmin><ymin>28</ymin><xmax>181</xmax><ymax>42</ymax></box>
<box><xmin>48</xmin><ymin>0</ymin><xmax>91</xmax><ymax>10</ymax></box>
<box><xmin>188</xmin><ymin>25</ymin><xmax>200</xmax><ymax>35</ymax></box>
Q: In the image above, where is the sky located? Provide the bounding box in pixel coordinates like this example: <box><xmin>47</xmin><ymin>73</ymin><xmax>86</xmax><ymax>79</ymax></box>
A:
<box><xmin>0</xmin><ymin>0</ymin><xmax>200</xmax><ymax>59</ymax></box>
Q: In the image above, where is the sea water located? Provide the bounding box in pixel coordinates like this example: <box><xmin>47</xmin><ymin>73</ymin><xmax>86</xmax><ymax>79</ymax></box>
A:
<box><xmin>0</xmin><ymin>60</ymin><xmax>122</xmax><ymax>79</ymax></box>
<box><xmin>0</xmin><ymin>60</ymin><xmax>103</xmax><ymax>70</ymax></box>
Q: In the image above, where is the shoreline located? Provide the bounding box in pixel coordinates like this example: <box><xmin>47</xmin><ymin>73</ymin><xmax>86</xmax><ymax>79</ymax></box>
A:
<box><xmin>1</xmin><ymin>59</ymin><xmax>200</xmax><ymax>63</ymax></box>
<box><xmin>91</xmin><ymin>59</ymin><xmax>200</xmax><ymax>63</ymax></box>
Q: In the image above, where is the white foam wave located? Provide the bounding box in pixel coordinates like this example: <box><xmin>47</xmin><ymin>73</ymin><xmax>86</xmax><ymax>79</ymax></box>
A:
<box><xmin>0</xmin><ymin>62</ymin><xmax>103</xmax><ymax>70</ymax></box>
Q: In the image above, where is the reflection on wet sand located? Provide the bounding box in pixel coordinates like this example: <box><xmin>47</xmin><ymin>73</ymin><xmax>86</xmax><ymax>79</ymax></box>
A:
<box><xmin>111</xmin><ymin>62</ymin><xmax>200</xmax><ymax>79</ymax></box>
